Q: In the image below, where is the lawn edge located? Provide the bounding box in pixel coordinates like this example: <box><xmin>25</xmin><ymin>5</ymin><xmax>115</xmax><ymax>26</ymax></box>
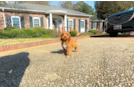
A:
<box><xmin>0</xmin><ymin>35</ymin><xmax>90</xmax><ymax>52</ymax></box>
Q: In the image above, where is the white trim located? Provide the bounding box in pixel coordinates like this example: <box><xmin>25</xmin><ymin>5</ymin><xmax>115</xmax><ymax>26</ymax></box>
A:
<box><xmin>80</xmin><ymin>20</ymin><xmax>85</xmax><ymax>33</ymax></box>
<box><xmin>49</xmin><ymin>13</ymin><xmax>53</xmax><ymax>29</ymax></box>
<box><xmin>92</xmin><ymin>22</ymin><xmax>97</xmax><ymax>29</ymax></box>
<box><xmin>68</xmin><ymin>19</ymin><xmax>73</xmax><ymax>31</ymax></box>
<box><xmin>64</xmin><ymin>15</ymin><xmax>67</xmax><ymax>31</ymax></box>
<box><xmin>11</xmin><ymin>16</ymin><xmax>21</xmax><ymax>29</ymax></box>
<box><xmin>2</xmin><ymin>8</ymin><xmax>6</xmax><ymax>28</ymax></box>
<box><xmin>46</xmin><ymin>10</ymin><xmax>67</xmax><ymax>14</ymax></box>
<box><xmin>45</xmin><ymin>10</ymin><xmax>92</xmax><ymax>17</ymax></box>
<box><xmin>0</xmin><ymin>7</ymin><xmax>46</xmax><ymax>13</ymax></box>
<box><xmin>33</xmin><ymin>17</ymin><xmax>41</xmax><ymax>27</ymax></box>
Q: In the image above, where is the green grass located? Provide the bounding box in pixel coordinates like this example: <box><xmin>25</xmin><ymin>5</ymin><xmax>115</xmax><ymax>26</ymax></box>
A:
<box><xmin>0</xmin><ymin>38</ymin><xmax>58</xmax><ymax>46</ymax></box>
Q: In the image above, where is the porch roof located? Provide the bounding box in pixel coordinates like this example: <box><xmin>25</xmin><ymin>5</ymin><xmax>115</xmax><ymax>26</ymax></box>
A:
<box><xmin>90</xmin><ymin>17</ymin><xmax>104</xmax><ymax>22</ymax></box>
<box><xmin>0</xmin><ymin>3</ymin><xmax>93</xmax><ymax>17</ymax></box>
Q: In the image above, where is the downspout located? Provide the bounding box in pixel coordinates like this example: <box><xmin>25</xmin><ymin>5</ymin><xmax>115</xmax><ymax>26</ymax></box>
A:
<box><xmin>2</xmin><ymin>8</ymin><xmax>6</xmax><ymax>28</ymax></box>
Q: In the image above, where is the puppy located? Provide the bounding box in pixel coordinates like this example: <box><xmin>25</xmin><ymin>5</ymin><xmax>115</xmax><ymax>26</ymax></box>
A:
<box><xmin>59</xmin><ymin>31</ymin><xmax>78</xmax><ymax>57</ymax></box>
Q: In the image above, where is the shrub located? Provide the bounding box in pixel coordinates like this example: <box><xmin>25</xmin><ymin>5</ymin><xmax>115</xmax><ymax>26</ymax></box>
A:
<box><xmin>4</xmin><ymin>26</ymin><xmax>16</xmax><ymax>31</ymax></box>
<box><xmin>70</xmin><ymin>30</ymin><xmax>77</xmax><ymax>36</ymax></box>
<box><xmin>0</xmin><ymin>30</ymin><xmax>10</xmax><ymax>38</ymax></box>
<box><xmin>88</xmin><ymin>29</ymin><xmax>102</xmax><ymax>35</ymax></box>
<box><xmin>51</xmin><ymin>30</ymin><xmax>60</xmax><ymax>37</ymax></box>
<box><xmin>0</xmin><ymin>27</ymin><xmax>59</xmax><ymax>38</ymax></box>
<box><xmin>122</xmin><ymin>32</ymin><xmax>131</xmax><ymax>35</ymax></box>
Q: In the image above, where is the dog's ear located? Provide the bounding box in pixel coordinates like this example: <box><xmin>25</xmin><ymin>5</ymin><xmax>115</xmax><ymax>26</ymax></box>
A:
<box><xmin>68</xmin><ymin>33</ymin><xmax>71</xmax><ymax>42</ymax></box>
<box><xmin>59</xmin><ymin>34</ymin><xmax>62</xmax><ymax>41</ymax></box>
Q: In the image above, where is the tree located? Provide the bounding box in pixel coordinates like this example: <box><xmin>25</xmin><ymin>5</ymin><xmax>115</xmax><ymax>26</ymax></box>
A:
<box><xmin>95</xmin><ymin>1</ymin><xmax>134</xmax><ymax>19</ymax></box>
<box><xmin>0</xmin><ymin>1</ymin><xmax>7</xmax><ymax>5</ymax></box>
<box><xmin>60</xmin><ymin>1</ymin><xmax>74</xmax><ymax>10</ymax></box>
<box><xmin>59</xmin><ymin>1</ymin><xmax>96</xmax><ymax>17</ymax></box>
<box><xmin>80</xmin><ymin>2</ymin><xmax>96</xmax><ymax>17</ymax></box>
<box><xmin>73</xmin><ymin>1</ymin><xmax>83</xmax><ymax>11</ymax></box>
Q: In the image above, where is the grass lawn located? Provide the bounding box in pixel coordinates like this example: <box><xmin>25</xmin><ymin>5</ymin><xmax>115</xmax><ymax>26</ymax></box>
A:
<box><xmin>0</xmin><ymin>38</ymin><xmax>58</xmax><ymax>46</ymax></box>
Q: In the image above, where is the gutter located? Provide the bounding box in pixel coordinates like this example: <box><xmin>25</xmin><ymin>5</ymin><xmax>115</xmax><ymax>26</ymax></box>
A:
<box><xmin>2</xmin><ymin>8</ymin><xmax>6</xmax><ymax>28</ymax></box>
<box><xmin>0</xmin><ymin>7</ymin><xmax>47</xmax><ymax>13</ymax></box>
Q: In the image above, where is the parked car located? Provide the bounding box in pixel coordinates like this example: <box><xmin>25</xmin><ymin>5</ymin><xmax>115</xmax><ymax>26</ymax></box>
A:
<box><xmin>105</xmin><ymin>7</ymin><xmax>134</xmax><ymax>37</ymax></box>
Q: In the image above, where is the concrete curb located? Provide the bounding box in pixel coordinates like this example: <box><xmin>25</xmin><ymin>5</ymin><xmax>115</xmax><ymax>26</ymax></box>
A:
<box><xmin>0</xmin><ymin>35</ymin><xmax>90</xmax><ymax>52</ymax></box>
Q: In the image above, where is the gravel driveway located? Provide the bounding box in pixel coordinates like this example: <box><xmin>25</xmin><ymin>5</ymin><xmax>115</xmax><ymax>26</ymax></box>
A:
<box><xmin>0</xmin><ymin>38</ymin><xmax>134</xmax><ymax>87</ymax></box>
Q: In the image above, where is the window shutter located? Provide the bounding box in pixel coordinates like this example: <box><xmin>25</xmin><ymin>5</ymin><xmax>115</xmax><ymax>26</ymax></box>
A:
<box><xmin>91</xmin><ymin>22</ymin><xmax>93</xmax><ymax>29</ymax></box>
<box><xmin>20</xmin><ymin>16</ymin><xmax>25</xmax><ymax>28</ymax></box>
<box><xmin>67</xmin><ymin>19</ymin><xmax>68</xmax><ymax>31</ymax></box>
<box><xmin>85</xmin><ymin>20</ymin><xmax>87</xmax><ymax>32</ymax></box>
<box><xmin>40</xmin><ymin>17</ymin><xmax>44</xmax><ymax>27</ymax></box>
<box><xmin>79</xmin><ymin>19</ymin><xmax>81</xmax><ymax>33</ymax></box>
<box><xmin>73</xmin><ymin>19</ymin><xmax>75</xmax><ymax>30</ymax></box>
<box><xmin>96</xmin><ymin>22</ymin><xmax>98</xmax><ymax>29</ymax></box>
<box><xmin>6</xmin><ymin>15</ymin><xmax>11</xmax><ymax>26</ymax></box>
<box><xmin>29</xmin><ymin>16</ymin><xmax>33</xmax><ymax>27</ymax></box>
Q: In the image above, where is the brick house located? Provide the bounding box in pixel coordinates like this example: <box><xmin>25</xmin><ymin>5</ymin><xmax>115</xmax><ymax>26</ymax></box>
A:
<box><xmin>0</xmin><ymin>3</ymin><xmax>104</xmax><ymax>33</ymax></box>
<box><xmin>90</xmin><ymin>17</ymin><xmax>104</xmax><ymax>31</ymax></box>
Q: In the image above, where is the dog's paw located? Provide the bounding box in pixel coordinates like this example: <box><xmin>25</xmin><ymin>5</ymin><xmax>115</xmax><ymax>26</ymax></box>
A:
<box><xmin>75</xmin><ymin>50</ymin><xmax>78</xmax><ymax>52</ymax></box>
<box><xmin>67</xmin><ymin>55</ymin><xmax>70</xmax><ymax>58</ymax></box>
<box><xmin>62</xmin><ymin>53</ymin><xmax>65</xmax><ymax>55</ymax></box>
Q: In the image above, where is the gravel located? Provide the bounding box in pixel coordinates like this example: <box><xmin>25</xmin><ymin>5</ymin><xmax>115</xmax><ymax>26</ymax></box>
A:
<box><xmin>0</xmin><ymin>38</ymin><xmax>134</xmax><ymax>87</ymax></box>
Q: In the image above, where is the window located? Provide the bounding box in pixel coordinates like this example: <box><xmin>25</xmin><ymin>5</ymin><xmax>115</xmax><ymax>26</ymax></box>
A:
<box><xmin>33</xmin><ymin>17</ymin><xmax>40</xmax><ymax>27</ymax></box>
<box><xmin>92</xmin><ymin>22</ymin><xmax>97</xmax><ymax>29</ymax></box>
<box><xmin>68</xmin><ymin>19</ymin><xmax>73</xmax><ymax>30</ymax></box>
<box><xmin>11</xmin><ymin>16</ymin><xmax>21</xmax><ymax>28</ymax></box>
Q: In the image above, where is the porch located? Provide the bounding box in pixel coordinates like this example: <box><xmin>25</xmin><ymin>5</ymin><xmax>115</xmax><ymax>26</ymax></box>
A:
<box><xmin>46</xmin><ymin>12</ymin><xmax>89</xmax><ymax>33</ymax></box>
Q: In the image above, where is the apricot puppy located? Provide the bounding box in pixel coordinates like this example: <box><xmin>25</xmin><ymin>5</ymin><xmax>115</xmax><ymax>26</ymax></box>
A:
<box><xmin>59</xmin><ymin>31</ymin><xmax>78</xmax><ymax>57</ymax></box>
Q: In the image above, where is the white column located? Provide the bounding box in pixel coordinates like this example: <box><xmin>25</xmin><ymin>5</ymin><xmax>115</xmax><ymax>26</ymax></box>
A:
<box><xmin>49</xmin><ymin>13</ymin><xmax>53</xmax><ymax>29</ymax></box>
<box><xmin>64</xmin><ymin>14</ymin><xmax>67</xmax><ymax>31</ymax></box>
<box><xmin>2</xmin><ymin>8</ymin><xmax>6</xmax><ymax>28</ymax></box>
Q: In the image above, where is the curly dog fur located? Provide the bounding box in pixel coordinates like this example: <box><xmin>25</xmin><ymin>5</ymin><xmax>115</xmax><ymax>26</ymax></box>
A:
<box><xmin>59</xmin><ymin>31</ymin><xmax>78</xmax><ymax>57</ymax></box>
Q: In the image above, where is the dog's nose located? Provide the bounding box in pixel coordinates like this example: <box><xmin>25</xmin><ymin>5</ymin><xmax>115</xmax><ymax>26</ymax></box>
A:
<box><xmin>64</xmin><ymin>36</ymin><xmax>66</xmax><ymax>38</ymax></box>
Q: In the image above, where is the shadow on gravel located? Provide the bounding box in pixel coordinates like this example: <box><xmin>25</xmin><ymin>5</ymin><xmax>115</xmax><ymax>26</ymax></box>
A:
<box><xmin>51</xmin><ymin>49</ymin><xmax>63</xmax><ymax>54</ymax></box>
<box><xmin>51</xmin><ymin>49</ymin><xmax>76</xmax><ymax>54</ymax></box>
<box><xmin>0</xmin><ymin>52</ymin><xmax>30</xmax><ymax>87</ymax></box>
<box><xmin>90</xmin><ymin>34</ymin><xmax>134</xmax><ymax>38</ymax></box>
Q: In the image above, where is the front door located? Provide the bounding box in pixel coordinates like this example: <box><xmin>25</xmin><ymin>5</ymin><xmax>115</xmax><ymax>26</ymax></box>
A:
<box><xmin>80</xmin><ymin>20</ymin><xmax>85</xmax><ymax>33</ymax></box>
<box><xmin>53</xmin><ymin>20</ymin><xmax>59</xmax><ymax>31</ymax></box>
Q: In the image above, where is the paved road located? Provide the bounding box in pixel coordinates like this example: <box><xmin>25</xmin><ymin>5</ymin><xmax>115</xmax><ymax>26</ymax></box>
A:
<box><xmin>0</xmin><ymin>38</ymin><xmax>134</xmax><ymax>87</ymax></box>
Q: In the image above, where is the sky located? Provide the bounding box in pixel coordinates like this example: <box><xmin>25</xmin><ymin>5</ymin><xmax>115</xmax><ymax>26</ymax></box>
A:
<box><xmin>50</xmin><ymin>1</ymin><xmax>95</xmax><ymax>11</ymax></box>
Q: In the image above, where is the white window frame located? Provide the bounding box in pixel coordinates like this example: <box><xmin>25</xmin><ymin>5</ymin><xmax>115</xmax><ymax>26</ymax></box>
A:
<box><xmin>68</xmin><ymin>19</ymin><xmax>73</xmax><ymax>29</ymax></box>
<box><xmin>33</xmin><ymin>17</ymin><xmax>41</xmax><ymax>27</ymax></box>
<box><xmin>80</xmin><ymin>20</ymin><xmax>85</xmax><ymax>29</ymax></box>
<box><xmin>11</xmin><ymin>16</ymin><xmax>21</xmax><ymax>28</ymax></box>
<box><xmin>92</xmin><ymin>22</ymin><xmax>97</xmax><ymax>29</ymax></box>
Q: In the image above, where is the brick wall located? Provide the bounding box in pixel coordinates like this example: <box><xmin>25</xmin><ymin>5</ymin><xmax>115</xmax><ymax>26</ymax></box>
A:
<box><xmin>0</xmin><ymin>11</ymin><xmax>92</xmax><ymax>33</ymax></box>
<box><xmin>90</xmin><ymin>21</ymin><xmax>103</xmax><ymax>31</ymax></box>
<box><xmin>4</xmin><ymin>11</ymin><xmax>47</xmax><ymax>29</ymax></box>
<box><xmin>0</xmin><ymin>12</ymin><xmax>5</xmax><ymax>30</ymax></box>
<box><xmin>66</xmin><ymin>16</ymin><xmax>89</xmax><ymax>33</ymax></box>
